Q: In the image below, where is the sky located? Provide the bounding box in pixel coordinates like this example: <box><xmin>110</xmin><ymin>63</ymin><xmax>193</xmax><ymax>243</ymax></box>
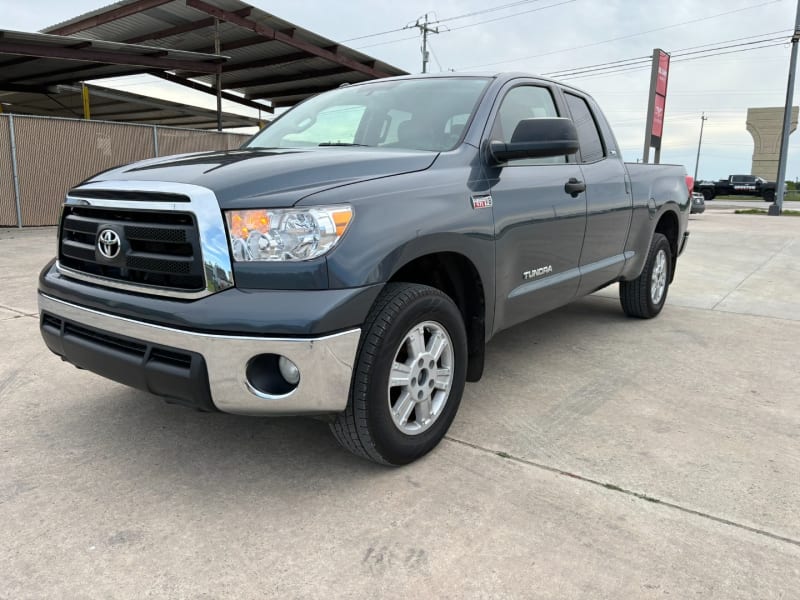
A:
<box><xmin>3</xmin><ymin>0</ymin><xmax>800</xmax><ymax>181</ymax></box>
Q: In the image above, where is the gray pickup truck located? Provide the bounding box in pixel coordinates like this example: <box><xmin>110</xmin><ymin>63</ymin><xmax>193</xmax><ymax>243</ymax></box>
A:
<box><xmin>38</xmin><ymin>73</ymin><xmax>690</xmax><ymax>465</ymax></box>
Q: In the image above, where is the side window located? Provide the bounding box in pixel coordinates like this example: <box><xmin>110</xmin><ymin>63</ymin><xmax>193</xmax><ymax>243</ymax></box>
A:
<box><xmin>491</xmin><ymin>85</ymin><xmax>564</xmax><ymax>165</ymax></box>
<box><xmin>564</xmin><ymin>93</ymin><xmax>605</xmax><ymax>163</ymax></box>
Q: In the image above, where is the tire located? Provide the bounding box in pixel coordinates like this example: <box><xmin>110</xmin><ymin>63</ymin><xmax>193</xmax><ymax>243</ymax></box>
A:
<box><xmin>702</xmin><ymin>189</ymin><xmax>714</xmax><ymax>201</ymax></box>
<box><xmin>763</xmin><ymin>189</ymin><xmax>775</xmax><ymax>202</ymax></box>
<box><xmin>330</xmin><ymin>283</ymin><xmax>468</xmax><ymax>465</ymax></box>
<box><xmin>619</xmin><ymin>233</ymin><xmax>672</xmax><ymax>319</ymax></box>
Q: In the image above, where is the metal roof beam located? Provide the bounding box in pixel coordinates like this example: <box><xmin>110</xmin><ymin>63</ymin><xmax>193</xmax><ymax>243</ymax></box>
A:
<box><xmin>250</xmin><ymin>84</ymin><xmax>337</xmax><ymax>101</ymax></box>
<box><xmin>176</xmin><ymin>50</ymin><xmax>312</xmax><ymax>78</ymax></box>
<box><xmin>47</xmin><ymin>0</ymin><xmax>175</xmax><ymax>36</ymax></box>
<box><xmin>122</xmin><ymin>7</ymin><xmax>252</xmax><ymax>44</ymax></box>
<box><xmin>185</xmin><ymin>0</ymin><xmax>392</xmax><ymax>79</ymax></box>
<box><xmin>153</xmin><ymin>71</ymin><xmax>273</xmax><ymax>113</ymax></box>
<box><xmin>0</xmin><ymin>40</ymin><xmax>225</xmax><ymax>74</ymax></box>
<box><xmin>231</xmin><ymin>66</ymin><xmax>352</xmax><ymax>90</ymax></box>
<box><xmin>4</xmin><ymin>64</ymin><xmax>155</xmax><ymax>86</ymax></box>
<box><xmin>0</xmin><ymin>83</ymin><xmax>51</xmax><ymax>94</ymax></box>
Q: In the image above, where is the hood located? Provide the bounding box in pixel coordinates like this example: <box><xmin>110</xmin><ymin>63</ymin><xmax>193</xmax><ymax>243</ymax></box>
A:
<box><xmin>83</xmin><ymin>147</ymin><xmax>439</xmax><ymax>208</ymax></box>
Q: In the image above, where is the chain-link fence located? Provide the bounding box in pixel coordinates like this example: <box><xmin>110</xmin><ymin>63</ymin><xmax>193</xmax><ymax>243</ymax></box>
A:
<box><xmin>0</xmin><ymin>114</ymin><xmax>250</xmax><ymax>227</ymax></box>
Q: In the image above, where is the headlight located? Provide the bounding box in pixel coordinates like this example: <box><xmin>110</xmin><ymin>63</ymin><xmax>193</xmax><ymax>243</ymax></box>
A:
<box><xmin>225</xmin><ymin>206</ymin><xmax>352</xmax><ymax>262</ymax></box>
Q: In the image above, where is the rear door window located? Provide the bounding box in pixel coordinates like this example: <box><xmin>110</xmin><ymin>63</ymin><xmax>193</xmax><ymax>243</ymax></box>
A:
<box><xmin>564</xmin><ymin>93</ymin><xmax>605</xmax><ymax>163</ymax></box>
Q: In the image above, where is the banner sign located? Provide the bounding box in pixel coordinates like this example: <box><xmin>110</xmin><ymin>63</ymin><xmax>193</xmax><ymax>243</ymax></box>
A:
<box><xmin>642</xmin><ymin>48</ymin><xmax>670</xmax><ymax>162</ymax></box>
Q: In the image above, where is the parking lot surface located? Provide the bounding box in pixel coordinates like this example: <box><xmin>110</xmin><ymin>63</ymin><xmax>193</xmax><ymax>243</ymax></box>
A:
<box><xmin>1</xmin><ymin>210</ymin><xmax>798</xmax><ymax>598</ymax></box>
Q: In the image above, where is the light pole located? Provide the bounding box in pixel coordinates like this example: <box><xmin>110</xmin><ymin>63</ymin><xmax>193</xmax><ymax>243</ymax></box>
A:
<box><xmin>693</xmin><ymin>113</ymin><xmax>707</xmax><ymax>182</ymax></box>
<box><xmin>771</xmin><ymin>0</ymin><xmax>800</xmax><ymax>215</ymax></box>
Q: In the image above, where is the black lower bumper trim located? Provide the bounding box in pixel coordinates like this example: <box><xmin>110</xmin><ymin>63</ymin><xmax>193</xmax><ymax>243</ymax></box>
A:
<box><xmin>41</xmin><ymin>312</ymin><xmax>217</xmax><ymax>412</ymax></box>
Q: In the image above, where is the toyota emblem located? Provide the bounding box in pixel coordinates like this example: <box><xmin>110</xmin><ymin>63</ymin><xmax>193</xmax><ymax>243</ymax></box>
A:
<box><xmin>97</xmin><ymin>229</ymin><xmax>121</xmax><ymax>259</ymax></box>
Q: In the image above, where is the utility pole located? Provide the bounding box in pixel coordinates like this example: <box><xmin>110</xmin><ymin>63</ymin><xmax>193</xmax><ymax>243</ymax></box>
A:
<box><xmin>771</xmin><ymin>0</ymin><xmax>800</xmax><ymax>215</ymax></box>
<box><xmin>406</xmin><ymin>14</ymin><xmax>440</xmax><ymax>73</ymax></box>
<box><xmin>694</xmin><ymin>113</ymin><xmax>708</xmax><ymax>182</ymax></box>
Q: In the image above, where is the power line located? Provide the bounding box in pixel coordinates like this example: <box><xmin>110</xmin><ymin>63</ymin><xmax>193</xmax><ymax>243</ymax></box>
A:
<box><xmin>665</xmin><ymin>28</ymin><xmax>792</xmax><ymax>54</ymax></box>
<box><xmin>560</xmin><ymin>40</ymin><xmax>788</xmax><ymax>81</ymax></box>
<box><xmin>346</xmin><ymin>0</ymin><xmax>549</xmax><ymax>44</ymax></box>
<box><xmin>355</xmin><ymin>34</ymin><xmax>418</xmax><ymax>50</ymax></box>
<box><xmin>437</xmin><ymin>0</ymin><xmax>547</xmax><ymax>23</ymax></box>
<box><xmin>549</xmin><ymin>36</ymin><xmax>791</xmax><ymax>81</ymax></box>
<box><xmin>444</xmin><ymin>0</ymin><xmax>576</xmax><ymax>32</ymax></box>
<box><xmin>341</xmin><ymin>26</ymin><xmax>407</xmax><ymax>43</ymax></box>
<box><xmin>460</xmin><ymin>0</ymin><xmax>783</xmax><ymax>69</ymax></box>
<box><xmin>541</xmin><ymin>30</ymin><xmax>791</xmax><ymax>79</ymax></box>
<box><xmin>428</xmin><ymin>41</ymin><xmax>445</xmax><ymax>72</ymax></box>
<box><xmin>355</xmin><ymin>0</ymin><xmax>575</xmax><ymax>50</ymax></box>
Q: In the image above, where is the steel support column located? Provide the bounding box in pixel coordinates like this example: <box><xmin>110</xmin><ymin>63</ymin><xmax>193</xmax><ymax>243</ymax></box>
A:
<box><xmin>8</xmin><ymin>114</ymin><xmax>23</xmax><ymax>228</ymax></box>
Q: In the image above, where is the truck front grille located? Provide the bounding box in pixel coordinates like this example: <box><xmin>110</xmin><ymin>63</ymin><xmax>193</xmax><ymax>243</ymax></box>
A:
<box><xmin>58</xmin><ymin>205</ymin><xmax>205</xmax><ymax>292</ymax></box>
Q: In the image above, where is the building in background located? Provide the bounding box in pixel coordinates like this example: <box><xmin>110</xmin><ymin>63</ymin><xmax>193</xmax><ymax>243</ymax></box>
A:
<box><xmin>746</xmin><ymin>106</ymin><xmax>799</xmax><ymax>181</ymax></box>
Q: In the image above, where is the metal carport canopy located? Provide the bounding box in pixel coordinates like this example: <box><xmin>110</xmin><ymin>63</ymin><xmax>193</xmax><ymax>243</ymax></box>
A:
<box><xmin>0</xmin><ymin>83</ymin><xmax>259</xmax><ymax>129</ymax></box>
<box><xmin>42</xmin><ymin>0</ymin><xmax>408</xmax><ymax>110</ymax></box>
<box><xmin>0</xmin><ymin>28</ymin><xmax>226</xmax><ymax>92</ymax></box>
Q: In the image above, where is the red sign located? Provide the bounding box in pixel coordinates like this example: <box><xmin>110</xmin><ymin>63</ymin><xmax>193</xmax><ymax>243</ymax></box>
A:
<box><xmin>647</xmin><ymin>49</ymin><xmax>670</xmax><ymax>145</ymax></box>
<box><xmin>651</xmin><ymin>94</ymin><xmax>666</xmax><ymax>138</ymax></box>
<box><xmin>656</xmin><ymin>51</ymin><xmax>670</xmax><ymax>97</ymax></box>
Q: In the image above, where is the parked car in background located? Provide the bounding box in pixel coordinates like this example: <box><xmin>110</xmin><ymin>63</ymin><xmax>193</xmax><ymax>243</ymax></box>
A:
<box><xmin>691</xmin><ymin>192</ymin><xmax>706</xmax><ymax>214</ymax></box>
<box><xmin>694</xmin><ymin>174</ymin><xmax>777</xmax><ymax>202</ymax></box>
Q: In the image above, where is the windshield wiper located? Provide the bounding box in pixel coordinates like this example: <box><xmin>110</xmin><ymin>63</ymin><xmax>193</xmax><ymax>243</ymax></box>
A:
<box><xmin>318</xmin><ymin>142</ymin><xmax>369</xmax><ymax>147</ymax></box>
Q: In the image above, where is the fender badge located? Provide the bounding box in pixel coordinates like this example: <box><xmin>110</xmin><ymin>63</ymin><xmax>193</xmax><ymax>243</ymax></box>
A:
<box><xmin>471</xmin><ymin>194</ymin><xmax>493</xmax><ymax>209</ymax></box>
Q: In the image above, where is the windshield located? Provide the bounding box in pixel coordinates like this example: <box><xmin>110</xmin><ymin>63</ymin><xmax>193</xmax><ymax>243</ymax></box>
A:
<box><xmin>246</xmin><ymin>77</ymin><xmax>491</xmax><ymax>152</ymax></box>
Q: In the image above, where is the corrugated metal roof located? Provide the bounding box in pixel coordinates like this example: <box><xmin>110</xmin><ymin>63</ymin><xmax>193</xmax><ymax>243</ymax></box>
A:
<box><xmin>0</xmin><ymin>28</ymin><xmax>226</xmax><ymax>89</ymax></box>
<box><xmin>0</xmin><ymin>83</ymin><xmax>259</xmax><ymax>129</ymax></box>
<box><xmin>42</xmin><ymin>0</ymin><xmax>407</xmax><ymax>108</ymax></box>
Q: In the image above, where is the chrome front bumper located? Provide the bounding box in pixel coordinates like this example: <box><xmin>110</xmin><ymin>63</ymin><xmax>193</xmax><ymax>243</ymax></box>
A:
<box><xmin>38</xmin><ymin>294</ymin><xmax>360</xmax><ymax>416</ymax></box>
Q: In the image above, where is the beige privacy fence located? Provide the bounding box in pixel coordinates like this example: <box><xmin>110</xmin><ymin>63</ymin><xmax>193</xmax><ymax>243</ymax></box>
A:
<box><xmin>0</xmin><ymin>114</ymin><xmax>250</xmax><ymax>227</ymax></box>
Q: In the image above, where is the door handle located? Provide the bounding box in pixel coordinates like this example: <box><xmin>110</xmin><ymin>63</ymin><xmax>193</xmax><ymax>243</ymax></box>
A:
<box><xmin>564</xmin><ymin>178</ymin><xmax>586</xmax><ymax>197</ymax></box>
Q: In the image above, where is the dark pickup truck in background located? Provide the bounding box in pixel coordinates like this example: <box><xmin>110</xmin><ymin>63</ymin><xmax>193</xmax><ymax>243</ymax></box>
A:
<box><xmin>38</xmin><ymin>73</ymin><xmax>691</xmax><ymax>465</ymax></box>
<box><xmin>694</xmin><ymin>174</ymin><xmax>777</xmax><ymax>202</ymax></box>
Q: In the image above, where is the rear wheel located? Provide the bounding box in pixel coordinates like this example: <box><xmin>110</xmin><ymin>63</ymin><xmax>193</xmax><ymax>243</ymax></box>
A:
<box><xmin>619</xmin><ymin>233</ymin><xmax>672</xmax><ymax>319</ymax></box>
<box><xmin>702</xmin><ymin>189</ymin><xmax>714</xmax><ymax>201</ymax></box>
<box><xmin>763</xmin><ymin>189</ymin><xmax>775</xmax><ymax>202</ymax></box>
<box><xmin>330</xmin><ymin>283</ymin><xmax>467</xmax><ymax>465</ymax></box>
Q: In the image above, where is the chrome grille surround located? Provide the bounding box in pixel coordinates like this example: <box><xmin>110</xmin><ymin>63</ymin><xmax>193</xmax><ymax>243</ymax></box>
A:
<box><xmin>56</xmin><ymin>180</ymin><xmax>234</xmax><ymax>299</ymax></box>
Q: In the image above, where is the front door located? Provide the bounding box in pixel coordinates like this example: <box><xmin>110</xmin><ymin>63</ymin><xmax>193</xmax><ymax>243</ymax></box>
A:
<box><xmin>486</xmin><ymin>83</ymin><xmax>587</xmax><ymax>333</ymax></box>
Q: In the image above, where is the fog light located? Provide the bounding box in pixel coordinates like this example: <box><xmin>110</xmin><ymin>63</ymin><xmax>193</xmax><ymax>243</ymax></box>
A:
<box><xmin>278</xmin><ymin>356</ymin><xmax>300</xmax><ymax>385</ymax></box>
<box><xmin>246</xmin><ymin>354</ymin><xmax>299</xmax><ymax>398</ymax></box>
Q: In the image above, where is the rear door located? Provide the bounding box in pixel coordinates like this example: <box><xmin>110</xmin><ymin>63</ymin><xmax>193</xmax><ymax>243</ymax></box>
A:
<box><xmin>561</xmin><ymin>91</ymin><xmax>633</xmax><ymax>295</ymax></box>
<box><xmin>486</xmin><ymin>82</ymin><xmax>587</xmax><ymax>333</ymax></box>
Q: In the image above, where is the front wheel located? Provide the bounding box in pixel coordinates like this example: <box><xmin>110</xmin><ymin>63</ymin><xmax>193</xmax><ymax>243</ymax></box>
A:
<box><xmin>619</xmin><ymin>233</ymin><xmax>672</xmax><ymax>319</ymax></box>
<box><xmin>330</xmin><ymin>283</ymin><xmax>468</xmax><ymax>465</ymax></box>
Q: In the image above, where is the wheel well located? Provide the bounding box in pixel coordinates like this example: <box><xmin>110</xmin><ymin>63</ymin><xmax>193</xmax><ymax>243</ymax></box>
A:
<box><xmin>389</xmin><ymin>252</ymin><xmax>486</xmax><ymax>382</ymax></box>
<box><xmin>655</xmin><ymin>211</ymin><xmax>679</xmax><ymax>282</ymax></box>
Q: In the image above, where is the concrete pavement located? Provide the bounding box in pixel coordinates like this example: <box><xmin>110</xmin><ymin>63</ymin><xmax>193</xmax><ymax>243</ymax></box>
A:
<box><xmin>1</xmin><ymin>213</ymin><xmax>799</xmax><ymax>598</ymax></box>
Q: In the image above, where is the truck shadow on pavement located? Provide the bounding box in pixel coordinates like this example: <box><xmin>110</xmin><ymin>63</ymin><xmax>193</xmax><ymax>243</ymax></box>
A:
<box><xmin>42</xmin><ymin>294</ymin><xmax>630</xmax><ymax>483</ymax></box>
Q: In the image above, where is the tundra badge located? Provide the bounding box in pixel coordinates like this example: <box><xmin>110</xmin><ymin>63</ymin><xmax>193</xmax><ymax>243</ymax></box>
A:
<box><xmin>523</xmin><ymin>265</ymin><xmax>553</xmax><ymax>280</ymax></box>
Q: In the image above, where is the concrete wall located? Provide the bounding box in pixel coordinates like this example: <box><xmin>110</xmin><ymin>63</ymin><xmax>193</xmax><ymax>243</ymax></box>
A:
<box><xmin>746</xmin><ymin>106</ymin><xmax>798</xmax><ymax>181</ymax></box>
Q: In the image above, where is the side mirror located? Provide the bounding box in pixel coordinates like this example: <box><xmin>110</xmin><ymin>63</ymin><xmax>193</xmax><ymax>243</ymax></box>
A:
<box><xmin>488</xmin><ymin>118</ymin><xmax>580</xmax><ymax>164</ymax></box>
